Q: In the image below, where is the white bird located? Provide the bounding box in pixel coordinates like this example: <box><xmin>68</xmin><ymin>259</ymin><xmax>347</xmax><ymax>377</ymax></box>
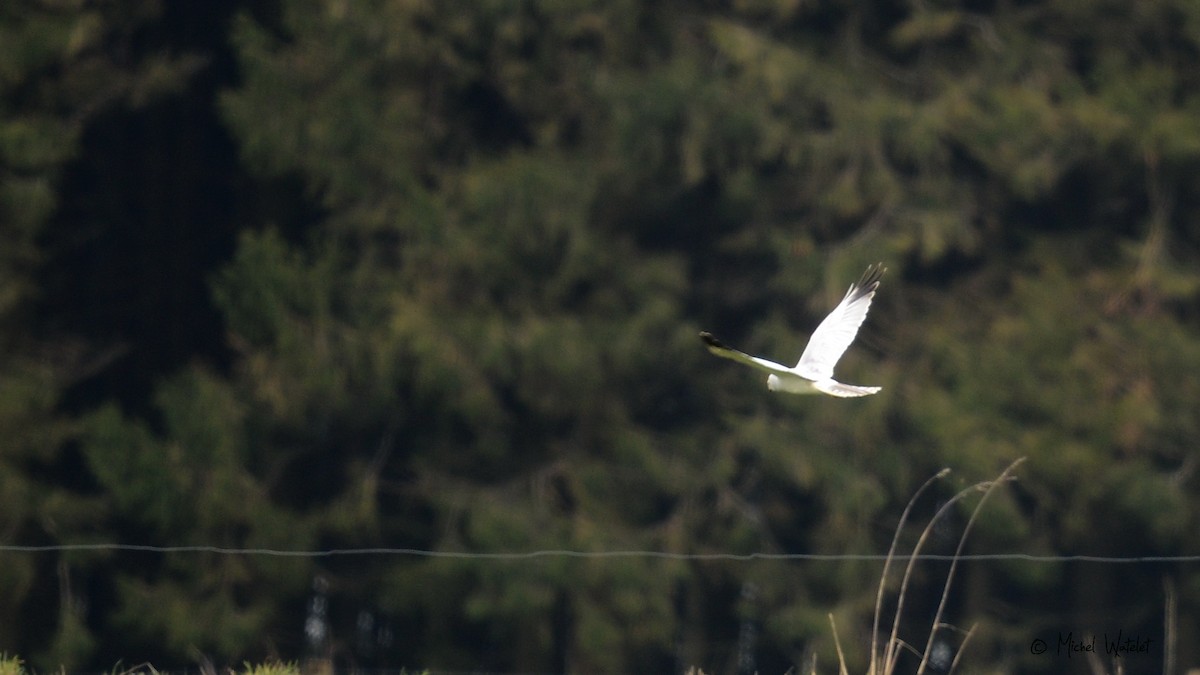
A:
<box><xmin>700</xmin><ymin>263</ymin><xmax>885</xmax><ymax>397</ymax></box>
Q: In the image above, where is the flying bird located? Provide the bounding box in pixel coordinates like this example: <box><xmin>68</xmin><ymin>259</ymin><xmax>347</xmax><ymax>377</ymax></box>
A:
<box><xmin>700</xmin><ymin>263</ymin><xmax>885</xmax><ymax>397</ymax></box>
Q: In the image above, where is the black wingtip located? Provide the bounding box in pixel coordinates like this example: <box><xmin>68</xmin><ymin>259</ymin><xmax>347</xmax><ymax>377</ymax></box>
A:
<box><xmin>856</xmin><ymin>262</ymin><xmax>887</xmax><ymax>295</ymax></box>
<box><xmin>699</xmin><ymin>331</ymin><xmax>725</xmax><ymax>349</ymax></box>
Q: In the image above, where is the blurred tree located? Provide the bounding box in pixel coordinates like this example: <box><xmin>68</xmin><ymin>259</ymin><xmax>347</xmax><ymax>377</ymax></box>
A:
<box><xmin>3</xmin><ymin>0</ymin><xmax>1200</xmax><ymax>671</ymax></box>
<box><xmin>213</xmin><ymin>0</ymin><xmax>1200</xmax><ymax>670</ymax></box>
<box><xmin>83</xmin><ymin>368</ymin><xmax>315</xmax><ymax>661</ymax></box>
<box><xmin>216</xmin><ymin>2</ymin><xmax>714</xmax><ymax>667</ymax></box>
<box><xmin>0</xmin><ymin>0</ymin><xmax>218</xmax><ymax>669</ymax></box>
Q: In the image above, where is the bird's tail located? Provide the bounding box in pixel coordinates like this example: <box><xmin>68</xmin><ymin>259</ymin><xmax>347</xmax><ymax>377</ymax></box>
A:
<box><xmin>813</xmin><ymin>380</ymin><xmax>881</xmax><ymax>398</ymax></box>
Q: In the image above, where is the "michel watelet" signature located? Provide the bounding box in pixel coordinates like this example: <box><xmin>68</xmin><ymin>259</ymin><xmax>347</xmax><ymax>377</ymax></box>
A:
<box><xmin>1058</xmin><ymin>630</ymin><xmax>1154</xmax><ymax>658</ymax></box>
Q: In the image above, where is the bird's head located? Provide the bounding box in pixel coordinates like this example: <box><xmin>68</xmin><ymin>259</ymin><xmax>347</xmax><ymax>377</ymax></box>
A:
<box><xmin>767</xmin><ymin>374</ymin><xmax>781</xmax><ymax>391</ymax></box>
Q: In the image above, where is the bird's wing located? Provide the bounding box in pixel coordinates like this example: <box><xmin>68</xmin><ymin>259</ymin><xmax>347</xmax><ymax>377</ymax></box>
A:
<box><xmin>700</xmin><ymin>332</ymin><xmax>793</xmax><ymax>376</ymax></box>
<box><xmin>811</xmin><ymin>380</ymin><xmax>881</xmax><ymax>398</ymax></box>
<box><xmin>795</xmin><ymin>264</ymin><xmax>885</xmax><ymax>380</ymax></box>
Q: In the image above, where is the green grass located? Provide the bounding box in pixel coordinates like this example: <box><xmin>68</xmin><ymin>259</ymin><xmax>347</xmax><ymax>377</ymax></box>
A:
<box><xmin>0</xmin><ymin>654</ymin><xmax>24</xmax><ymax>675</ymax></box>
<box><xmin>236</xmin><ymin>662</ymin><xmax>299</xmax><ymax>675</ymax></box>
<box><xmin>0</xmin><ymin>657</ymin><xmax>430</xmax><ymax>675</ymax></box>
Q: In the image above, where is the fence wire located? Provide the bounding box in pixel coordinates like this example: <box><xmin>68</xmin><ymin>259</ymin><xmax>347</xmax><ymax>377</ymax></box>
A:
<box><xmin>0</xmin><ymin>543</ymin><xmax>1195</xmax><ymax>563</ymax></box>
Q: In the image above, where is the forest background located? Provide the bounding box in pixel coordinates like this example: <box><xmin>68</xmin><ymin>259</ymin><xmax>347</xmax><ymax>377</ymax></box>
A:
<box><xmin>3</xmin><ymin>0</ymin><xmax>1200</xmax><ymax>673</ymax></box>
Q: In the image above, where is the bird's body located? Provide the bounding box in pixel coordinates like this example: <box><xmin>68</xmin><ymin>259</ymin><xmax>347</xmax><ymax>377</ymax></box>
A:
<box><xmin>700</xmin><ymin>264</ymin><xmax>885</xmax><ymax>398</ymax></box>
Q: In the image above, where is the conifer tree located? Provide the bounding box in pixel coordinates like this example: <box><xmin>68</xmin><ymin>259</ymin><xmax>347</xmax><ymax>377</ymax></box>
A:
<box><xmin>0</xmin><ymin>1</ymin><xmax>206</xmax><ymax>668</ymax></box>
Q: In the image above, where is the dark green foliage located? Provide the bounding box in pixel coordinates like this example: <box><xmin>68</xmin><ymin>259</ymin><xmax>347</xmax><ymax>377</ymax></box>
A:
<box><xmin>1</xmin><ymin>0</ymin><xmax>1200</xmax><ymax>672</ymax></box>
<box><xmin>0</xmin><ymin>1</ymin><xmax>211</xmax><ymax>670</ymax></box>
